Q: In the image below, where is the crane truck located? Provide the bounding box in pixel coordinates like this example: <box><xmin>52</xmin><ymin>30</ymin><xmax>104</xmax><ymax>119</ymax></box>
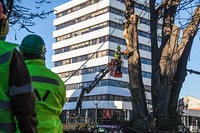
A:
<box><xmin>63</xmin><ymin>59</ymin><xmax>122</xmax><ymax>132</ymax></box>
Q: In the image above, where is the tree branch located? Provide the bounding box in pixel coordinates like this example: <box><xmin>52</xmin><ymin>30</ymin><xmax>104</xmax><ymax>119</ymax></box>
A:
<box><xmin>161</xmin><ymin>0</ymin><xmax>181</xmax><ymax>49</ymax></box>
<box><xmin>177</xmin><ymin>5</ymin><xmax>200</xmax><ymax>57</ymax></box>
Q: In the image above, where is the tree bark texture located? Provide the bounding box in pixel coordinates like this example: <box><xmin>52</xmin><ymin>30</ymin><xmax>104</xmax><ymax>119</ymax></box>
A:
<box><xmin>150</xmin><ymin>1</ymin><xmax>200</xmax><ymax>132</ymax></box>
<box><xmin>125</xmin><ymin>0</ymin><xmax>200</xmax><ymax>132</ymax></box>
<box><xmin>124</xmin><ymin>0</ymin><xmax>148</xmax><ymax>131</ymax></box>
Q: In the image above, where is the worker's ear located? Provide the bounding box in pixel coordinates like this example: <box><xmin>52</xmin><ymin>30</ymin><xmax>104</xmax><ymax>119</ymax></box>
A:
<box><xmin>41</xmin><ymin>53</ymin><xmax>45</xmax><ymax>60</ymax></box>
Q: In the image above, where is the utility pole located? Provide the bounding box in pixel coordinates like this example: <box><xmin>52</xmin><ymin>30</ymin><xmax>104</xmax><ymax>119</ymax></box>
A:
<box><xmin>95</xmin><ymin>103</ymin><xmax>98</xmax><ymax>124</ymax></box>
<box><xmin>94</xmin><ymin>102</ymin><xmax>99</xmax><ymax>133</ymax></box>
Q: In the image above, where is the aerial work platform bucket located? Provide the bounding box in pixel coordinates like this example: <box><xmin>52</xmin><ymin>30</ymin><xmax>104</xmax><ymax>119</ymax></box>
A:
<box><xmin>110</xmin><ymin>59</ymin><xmax>122</xmax><ymax>78</ymax></box>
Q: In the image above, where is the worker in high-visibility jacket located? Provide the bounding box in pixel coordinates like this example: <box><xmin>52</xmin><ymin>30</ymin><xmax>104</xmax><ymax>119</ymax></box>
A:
<box><xmin>0</xmin><ymin>1</ymin><xmax>38</xmax><ymax>133</ymax></box>
<box><xmin>19</xmin><ymin>34</ymin><xmax>66</xmax><ymax>133</ymax></box>
<box><xmin>114</xmin><ymin>45</ymin><xmax>129</xmax><ymax>73</ymax></box>
<box><xmin>114</xmin><ymin>45</ymin><xmax>123</xmax><ymax>73</ymax></box>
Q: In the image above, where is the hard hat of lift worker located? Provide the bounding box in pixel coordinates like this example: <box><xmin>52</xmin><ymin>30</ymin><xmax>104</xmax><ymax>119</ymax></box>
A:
<box><xmin>116</xmin><ymin>45</ymin><xmax>121</xmax><ymax>49</ymax></box>
<box><xmin>19</xmin><ymin>34</ymin><xmax>46</xmax><ymax>55</ymax></box>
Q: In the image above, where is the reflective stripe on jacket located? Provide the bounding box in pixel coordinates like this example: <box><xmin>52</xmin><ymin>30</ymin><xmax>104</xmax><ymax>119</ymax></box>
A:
<box><xmin>114</xmin><ymin>49</ymin><xmax>121</xmax><ymax>60</ymax></box>
<box><xmin>0</xmin><ymin>41</ymin><xmax>17</xmax><ymax>132</ymax></box>
<box><xmin>25</xmin><ymin>59</ymin><xmax>66</xmax><ymax>133</ymax></box>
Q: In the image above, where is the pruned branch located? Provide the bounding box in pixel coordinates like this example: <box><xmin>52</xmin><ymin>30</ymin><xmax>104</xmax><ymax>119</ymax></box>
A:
<box><xmin>125</xmin><ymin>0</ymin><xmax>134</xmax><ymax>20</ymax></box>
<box><xmin>162</xmin><ymin>0</ymin><xmax>181</xmax><ymax>41</ymax></box>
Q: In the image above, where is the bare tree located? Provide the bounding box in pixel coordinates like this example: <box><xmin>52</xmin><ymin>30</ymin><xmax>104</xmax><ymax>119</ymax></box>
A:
<box><xmin>123</xmin><ymin>0</ymin><xmax>149</xmax><ymax>132</ymax></box>
<box><xmin>2</xmin><ymin>0</ymin><xmax>53</xmax><ymax>32</ymax></box>
<box><xmin>124</xmin><ymin>0</ymin><xmax>200</xmax><ymax>132</ymax></box>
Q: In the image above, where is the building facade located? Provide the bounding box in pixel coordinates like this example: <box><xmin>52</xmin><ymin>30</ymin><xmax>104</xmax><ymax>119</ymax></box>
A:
<box><xmin>52</xmin><ymin>0</ymin><xmax>152</xmax><ymax>124</ymax></box>
<box><xmin>178</xmin><ymin>96</ymin><xmax>200</xmax><ymax>132</ymax></box>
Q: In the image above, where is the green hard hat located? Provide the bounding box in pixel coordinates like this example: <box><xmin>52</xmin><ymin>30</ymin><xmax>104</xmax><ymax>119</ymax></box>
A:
<box><xmin>116</xmin><ymin>45</ymin><xmax>121</xmax><ymax>49</ymax></box>
<box><xmin>20</xmin><ymin>34</ymin><xmax>46</xmax><ymax>55</ymax></box>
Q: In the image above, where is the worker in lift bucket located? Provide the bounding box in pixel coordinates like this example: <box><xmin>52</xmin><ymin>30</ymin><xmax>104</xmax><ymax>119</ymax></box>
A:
<box><xmin>114</xmin><ymin>45</ymin><xmax>129</xmax><ymax>73</ymax></box>
<box><xmin>114</xmin><ymin>45</ymin><xmax>123</xmax><ymax>73</ymax></box>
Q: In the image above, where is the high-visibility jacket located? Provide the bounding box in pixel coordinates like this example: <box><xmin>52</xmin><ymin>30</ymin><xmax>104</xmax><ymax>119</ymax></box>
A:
<box><xmin>0</xmin><ymin>42</ymin><xmax>17</xmax><ymax>133</ymax></box>
<box><xmin>25</xmin><ymin>59</ymin><xmax>66</xmax><ymax>133</ymax></box>
<box><xmin>114</xmin><ymin>49</ymin><xmax>121</xmax><ymax>60</ymax></box>
<box><xmin>1</xmin><ymin>41</ymin><xmax>37</xmax><ymax>133</ymax></box>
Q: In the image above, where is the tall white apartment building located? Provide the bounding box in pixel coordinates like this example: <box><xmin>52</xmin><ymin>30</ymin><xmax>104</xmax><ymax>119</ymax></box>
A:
<box><xmin>52</xmin><ymin>0</ymin><xmax>152</xmax><ymax>123</ymax></box>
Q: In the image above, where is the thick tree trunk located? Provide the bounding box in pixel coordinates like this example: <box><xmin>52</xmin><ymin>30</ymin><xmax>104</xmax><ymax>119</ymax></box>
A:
<box><xmin>157</xmin><ymin>24</ymin><xmax>180</xmax><ymax>131</ymax></box>
<box><xmin>124</xmin><ymin>0</ymin><xmax>148</xmax><ymax>131</ymax></box>
<box><xmin>124</xmin><ymin>14</ymin><xmax>148</xmax><ymax>131</ymax></box>
<box><xmin>155</xmin><ymin>2</ymin><xmax>181</xmax><ymax>130</ymax></box>
<box><xmin>123</xmin><ymin>0</ymin><xmax>148</xmax><ymax>132</ymax></box>
<box><xmin>125</xmin><ymin>0</ymin><xmax>200</xmax><ymax>132</ymax></box>
<box><xmin>150</xmin><ymin>2</ymin><xmax>200</xmax><ymax>132</ymax></box>
<box><xmin>169</xmin><ymin>5</ymin><xmax>200</xmax><ymax>131</ymax></box>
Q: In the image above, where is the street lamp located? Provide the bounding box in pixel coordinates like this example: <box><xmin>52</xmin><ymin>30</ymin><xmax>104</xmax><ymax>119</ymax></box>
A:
<box><xmin>95</xmin><ymin>103</ymin><xmax>98</xmax><ymax>124</ymax></box>
<box><xmin>123</xmin><ymin>109</ymin><xmax>127</xmax><ymax>121</ymax></box>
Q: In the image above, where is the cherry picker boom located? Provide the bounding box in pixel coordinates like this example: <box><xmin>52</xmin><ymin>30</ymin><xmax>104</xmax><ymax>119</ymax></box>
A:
<box><xmin>74</xmin><ymin>59</ymin><xmax>123</xmax><ymax>115</ymax></box>
<box><xmin>75</xmin><ymin>62</ymin><xmax>113</xmax><ymax>115</ymax></box>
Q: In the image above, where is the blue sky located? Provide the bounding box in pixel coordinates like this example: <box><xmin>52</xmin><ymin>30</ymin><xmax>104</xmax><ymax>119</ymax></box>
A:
<box><xmin>6</xmin><ymin>0</ymin><xmax>67</xmax><ymax>67</ymax></box>
<box><xmin>6</xmin><ymin>0</ymin><xmax>200</xmax><ymax>99</ymax></box>
<box><xmin>181</xmin><ymin>35</ymin><xmax>200</xmax><ymax>99</ymax></box>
